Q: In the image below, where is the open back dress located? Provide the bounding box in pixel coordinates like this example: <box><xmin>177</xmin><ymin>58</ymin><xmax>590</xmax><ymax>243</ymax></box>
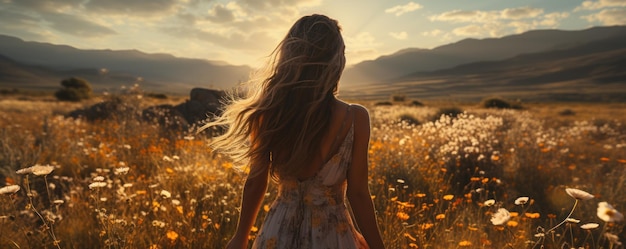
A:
<box><xmin>251</xmin><ymin>106</ymin><xmax>369</xmax><ymax>249</ymax></box>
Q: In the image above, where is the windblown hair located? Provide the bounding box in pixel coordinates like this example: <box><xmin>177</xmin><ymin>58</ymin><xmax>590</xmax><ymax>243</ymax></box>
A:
<box><xmin>207</xmin><ymin>14</ymin><xmax>346</xmax><ymax>178</ymax></box>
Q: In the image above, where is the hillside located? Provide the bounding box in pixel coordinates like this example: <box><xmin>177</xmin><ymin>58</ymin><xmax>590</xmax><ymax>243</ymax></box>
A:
<box><xmin>2</xmin><ymin>25</ymin><xmax>626</xmax><ymax>101</ymax></box>
<box><xmin>341</xmin><ymin>26</ymin><xmax>626</xmax><ymax>87</ymax></box>
<box><xmin>0</xmin><ymin>35</ymin><xmax>251</xmax><ymax>94</ymax></box>
<box><xmin>341</xmin><ymin>33</ymin><xmax>626</xmax><ymax>101</ymax></box>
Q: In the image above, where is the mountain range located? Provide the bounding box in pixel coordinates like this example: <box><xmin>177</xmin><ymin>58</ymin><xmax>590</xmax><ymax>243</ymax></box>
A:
<box><xmin>0</xmin><ymin>35</ymin><xmax>251</xmax><ymax>94</ymax></box>
<box><xmin>1</xmin><ymin>25</ymin><xmax>625</xmax><ymax>101</ymax></box>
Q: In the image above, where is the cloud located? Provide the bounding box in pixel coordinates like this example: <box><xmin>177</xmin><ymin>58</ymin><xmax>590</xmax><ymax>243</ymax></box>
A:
<box><xmin>385</xmin><ymin>2</ymin><xmax>423</xmax><ymax>16</ymax></box>
<box><xmin>389</xmin><ymin>31</ymin><xmax>408</xmax><ymax>40</ymax></box>
<box><xmin>44</xmin><ymin>12</ymin><xmax>117</xmax><ymax>37</ymax></box>
<box><xmin>11</xmin><ymin>0</ymin><xmax>84</xmax><ymax>12</ymax></box>
<box><xmin>429</xmin><ymin>6</ymin><xmax>572</xmax><ymax>39</ymax></box>
<box><xmin>501</xmin><ymin>6</ymin><xmax>543</xmax><ymax>19</ymax></box>
<box><xmin>84</xmin><ymin>0</ymin><xmax>180</xmax><ymax>16</ymax></box>
<box><xmin>0</xmin><ymin>9</ymin><xmax>40</xmax><ymax>29</ymax></box>
<box><xmin>430</xmin><ymin>10</ymin><xmax>490</xmax><ymax>23</ymax></box>
<box><xmin>207</xmin><ymin>3</ymin><xmax>236</xmax><ymax>23</ymax></box>
<box><xmin>344</xmin><ymin>32</ymin><xmax>382</xmax><ymax>63</ymax></box>
<box><xmin>238</xmin><ymin>0</ymin><xmax>321</xmax><ymax>10</ymax></box>
<box><xmin>539</xmin><ymin>12</ymin><xmax>570</xmax><ymax>27</ymax></box>
<box><xmin>451</xmin><ymin>24</ymin><xmax>504</xmax><ymax>37</ymax></box>
<box><xmin>0</xmin><ymin>9</ymin><xmax>51</xmax><ymax>40</ymax></box>
<box><xmin>575</xmin><ymin>0</ymin><xmax>626</xmax><ymax>11</ymax></box>
<box><xmin>160</xmin><ymin>25</ymin><xmax>275</xmax><ymax>51</ymax></box>
<box><xmin>421</xmin><ymin>29</ymin><xmax>443</xmax><ymax>37</ymax></box>
<box><xmin>582</xmin><ymin>8</ymin><xmax>626</xmax><ymax>25</ymax></box>
<box><xmin>431</xmin><ymin>6</ymin><xmax>544</xmax><ymax>23</ymax></box>
<box><xmin>0</xmin><ymin>2</ymin><xmax>117</xmax><ymax>38</ymax></box>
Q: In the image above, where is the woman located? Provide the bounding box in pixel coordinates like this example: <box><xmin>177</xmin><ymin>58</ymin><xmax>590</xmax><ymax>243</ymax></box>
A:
<box><xmin>209</xmin><ymin>14</ymin><xmax>385</xmax><ymax>249</ymax></box>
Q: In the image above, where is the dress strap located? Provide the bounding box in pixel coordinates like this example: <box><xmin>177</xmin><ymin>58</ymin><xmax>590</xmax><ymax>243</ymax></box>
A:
<box><xmin>323</xmin><ymin>105</ymin><xmax>352</xmax><ymax>163</ymax></box>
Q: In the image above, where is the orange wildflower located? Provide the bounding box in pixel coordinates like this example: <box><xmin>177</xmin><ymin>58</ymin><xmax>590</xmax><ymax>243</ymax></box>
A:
<box><xmin>525</xmin><ymin>213</ymin><xmax>541</xmax><ymax>219</ymax></box>
<box><xmin>166</xmin><ymin>230</ymin><xmax>178</xmax><ymax>241</ymax></box>
<box><xmin>397</xmin><ymin>211</ymin><xmax>410</xmax><ymax>221</ymax></box>
<box><xmin>459</xmin><ymin>240</ymin><xmax>472</xmax><ymax>247</ymax></box>
<box><xmin>507</xmin><ymin>220</ymin><xmax>519</xmax><ymax>227</ymax></box>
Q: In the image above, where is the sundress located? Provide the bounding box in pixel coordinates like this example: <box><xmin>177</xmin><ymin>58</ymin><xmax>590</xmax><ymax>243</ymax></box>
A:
<box><xmin>252</xmin><ymin>107</ymin><xmax>369</xmax><ymax>249</ymax></box>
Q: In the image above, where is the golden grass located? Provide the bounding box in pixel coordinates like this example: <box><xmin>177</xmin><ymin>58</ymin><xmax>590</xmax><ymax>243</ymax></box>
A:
<box><xmin>1</xmin><ymin>93</ymin><xmax>625</xmax><ymax>249</ymax></box>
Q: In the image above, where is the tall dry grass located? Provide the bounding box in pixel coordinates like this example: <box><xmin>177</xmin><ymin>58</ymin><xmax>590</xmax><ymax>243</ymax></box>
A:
<box><xmin>1</xmin><ymin>92</ymin><xmax>625</xmax><ymax>249</ymax></box>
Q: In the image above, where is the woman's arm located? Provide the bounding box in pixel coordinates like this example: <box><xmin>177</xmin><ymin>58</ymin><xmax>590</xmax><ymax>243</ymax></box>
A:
<box><xmin>347</xmin><ymin>105</ymin><xmax>385</xmax><ymax>249</ymax></box>
<box><xmin>226</xmin><ymin>152</ymin><xmax>270</xmax><ymax>249</ymax></box>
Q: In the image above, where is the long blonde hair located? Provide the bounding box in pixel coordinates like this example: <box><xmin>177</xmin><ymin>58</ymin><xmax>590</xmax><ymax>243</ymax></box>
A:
<box><xmin>206</xmin><ymin>14</ymin><xmax>346</xmax><ymax>178</ymax></box>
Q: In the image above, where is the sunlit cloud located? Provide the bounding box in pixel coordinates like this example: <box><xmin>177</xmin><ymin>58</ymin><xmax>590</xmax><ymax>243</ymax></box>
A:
<box><xmin>429</xmin><ymin>6</ymin><xmax>571</xmax><ymax>39</ymax></box>
<box><xmin>85</xmin><ymin>0</ymin><xmax>180</xmax><ymax>17</ymax></box>
<box><xmin>0</xmin><ymin>0</ymin><xmax>618</xmax><ymax>66</ymax></box>
<box><xmin>389</xmin><ymin>31</ymin><xmax>408</xmax><ymax>40</ymax></box>
<box><xmin>430</xmin><ymin>10</ymin><xmax>494</xmax><ymax>23</ymax></box>
<box><xmin>582</xmin><ymin>8</ymin><xmax>626</xmax><ymax>25</ymax></box>
<box><xmin>501</xmin><ymin>7</ymin><xmax>544</xmax><ymax>19</ymax></box>
<box><xmin>575</xmin><ymin>0</ymin><xmax>626</xmax><ymax>11</ymax></box>
<box><xmin>452</xmin><ymin>24</ymin><xmax>505</xmax><ymax>37</ymax></box>
<box><xmin>385</xmin><ymin>2</ymin><xmax>423</xmax><ymax>16</ymax></box>
<box><xmin>239</xmin><ymin>0</ymin><xmax>322</xmax><ymax>11</ymax></box>
<box><xmin>431</xmin><ymin>6</ymin><xmax>544</xmax><ymax>23</ymax></box>
<box><xmin>207</xmin><ymin>3</ymin><xmax>236</xmax><ymax>23</ymax></box>
<box><xmin>421</xmin><ymin>29</ymin><xmax>443</xmax><ymax>37</ymax></box>
<box><xmin>539</xmin><ymin>12</ymin><xmax>570</xmax><ymax>27</ymax></box>
<box><xmin>345</xmin><ymin>32</ymin><xmax>383</xmax><ymax>64</ymax></box>
<box><xmin>160</xmin><ymin>25</ymin><xmax>275</xmax><ymax>51</ymax></box>
<box><xmin>44</xmin><ymin>12</ymin><xmax>117</xmax><ymax>37</ymax></box>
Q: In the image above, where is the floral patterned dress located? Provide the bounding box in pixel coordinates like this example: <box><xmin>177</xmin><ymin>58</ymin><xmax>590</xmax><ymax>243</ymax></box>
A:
<box><xmin>252</xmin><ymin>114</ymin><xmax>369</xmax><ymax>249</ymax></box>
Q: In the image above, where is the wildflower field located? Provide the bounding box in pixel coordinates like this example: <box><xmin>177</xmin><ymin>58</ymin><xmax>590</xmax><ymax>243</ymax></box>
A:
<box><xmin>1</xmin><ymin>91</ymin><xmax>625</xmax><ymax>249</ymax></box>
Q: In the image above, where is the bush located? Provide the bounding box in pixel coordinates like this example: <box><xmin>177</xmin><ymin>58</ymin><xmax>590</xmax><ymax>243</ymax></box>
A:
<box><xmin>55</xmin><ymin>77</ymin><xmax>92</xmax><ymax>101</ymax></box>
<box><xmin>374</xmin><ymin>101</ymin><xmax>393</xmax><ymax>106</ymax></box>
<box><xmin>558</xmin><ymin>109</ymin><xmax>576</xmax><ymax>116</ymax></box>
<box><xmin>432</xmin><ymin>106</ymin><xmax>463</xmax><ymax>121</ymax></box>
<box><xmin>398</xmin><ymin>113</ymin><xmax>420</xmax><ymax>126</ymax></box>
<box><xmin>391</xmin><ymin>94</ymin><xmax>406</xmax><ymax>102</ymax></box>
<box><xmin>480</xmin><ymin>97</ymin><xmax>522</xmax><ymax>109</ymax></box>
<box><xmin>409</xmin><ymin>100</ymin><xmax>424</xmax><ymax>107</ymax></box>
<box><xmin>147</xmin><ymin>93</ymin><xmax>168</xmax><ymax>99</ymax></box>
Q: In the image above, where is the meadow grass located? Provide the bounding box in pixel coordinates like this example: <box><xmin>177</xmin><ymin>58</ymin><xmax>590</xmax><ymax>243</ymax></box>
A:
<box><xmin>1</xmin><ymin>92</ymin><xmax>625</xmax><ymax>249</ymax></box>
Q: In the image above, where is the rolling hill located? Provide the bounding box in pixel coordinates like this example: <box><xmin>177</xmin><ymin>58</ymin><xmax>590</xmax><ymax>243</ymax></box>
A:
<box><xmin>1</xmin><ymin>25</ymin><xmax>625</xmax><ymax>101</ymax></box>
<box><xmin>341</xmin><ymin>31</ymin><xmax>626</xmax><ymax>101</ymax></box>
<box><xmin>341</xmin><ymin>26</ymin><xmax>626</xmax><ymax>85</ymax></box>
<box><xmin>339</xmin><ymin>26</ymin><xmax>626</xmax><ymax>101</ymax></box>
<box><xmin>0</xmin><ymin>35</ymin><xmax>251</xmax><ymax>94</ymax></box>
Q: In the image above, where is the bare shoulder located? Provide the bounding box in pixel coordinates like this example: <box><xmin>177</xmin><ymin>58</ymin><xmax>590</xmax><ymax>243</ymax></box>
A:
<box><xmin>347</xmin><ymin>104</ymin><xmax>370</xmax><ymax>124</ymax></box>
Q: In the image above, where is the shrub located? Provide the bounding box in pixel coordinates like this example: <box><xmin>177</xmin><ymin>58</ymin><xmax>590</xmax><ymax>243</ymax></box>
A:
<box><xmin>558</xmin><ymin>109</ymin><xmax>576</xmax><ymax>116</ymax></box>
<box><xmin>409</xmin><ymin>100</ymin><xmax>424</xmax><ymax>107</ymax></box>
<box><xmin>391</xmin><ymin>94</ymin><xmax>406</xmax><ymax>102</ymax></box>
<box><xmin>480</xmin><ymin>97</ymin><xmax>522</xmax><ymax>109</ymax></box>
<box><xmin>374</xmin><ymin>101</ymin><xmax>393</xmax><ymax>106</ymax></box>
<box><xmin>398</xmin><ymin>113</ymin><xmax>420</xmax><ymax>126</ymax></box>
<box><xmin>431</xmin><ymin>106</ymin><xmax>463</xmax><ymax>121</ymax></box>
<box><xmin>147</xmin><ymin>93</ymin><xmax>168</xmax><ymax>99</ymax></box>
<box><xmin>55</xmin><ymin>77</ymin><xmax>92</xmax><ymax>101</ymax></box>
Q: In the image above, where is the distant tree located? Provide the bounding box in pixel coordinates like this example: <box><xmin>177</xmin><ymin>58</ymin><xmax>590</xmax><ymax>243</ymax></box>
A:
<box><xmin>55</xmin><ymin>77</ymin><xmax>92</xmax><ymax>101</ymax></box>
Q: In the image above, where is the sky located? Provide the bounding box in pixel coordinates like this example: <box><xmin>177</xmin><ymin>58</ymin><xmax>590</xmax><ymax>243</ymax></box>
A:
<box><xmin>0</xmin><ymin>0</ymin><xmax>625</xmax><ymax>67</ymax></box>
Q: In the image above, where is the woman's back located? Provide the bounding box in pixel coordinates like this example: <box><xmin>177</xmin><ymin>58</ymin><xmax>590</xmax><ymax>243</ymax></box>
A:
<box><xmin>293</xmin><ymin>100</ymin><xmax>354</xmax><ymax>181</ymax></box>
<box><xmin>221</xmin><ymin>14</ymin><xmax>385</xmax><ymax>249</ymax></box>
<box><xmin>252</xmin><ymin>102</ymin><xmax>370</xmax><ymax>249</ymax></box>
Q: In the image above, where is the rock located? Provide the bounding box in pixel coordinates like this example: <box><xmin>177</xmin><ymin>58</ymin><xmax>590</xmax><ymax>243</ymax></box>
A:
<box><xmin>66</xmin><ymin>88</ymin><xmax>226</xmax><ymax>131</ymax></box>
<box><xmin>142</xmin><ymin>104</ymin><xmax>189</xmax><ymax>130</ymax></box>
<box><xmin>68</xmin><ymin>97</ymin><xmax>124</xmax><ymax>121</ymax></box>
<box><xmin>175</xmin><ymin>88</ymin><xmax>225</xmax><ymax>125</ymax></box>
